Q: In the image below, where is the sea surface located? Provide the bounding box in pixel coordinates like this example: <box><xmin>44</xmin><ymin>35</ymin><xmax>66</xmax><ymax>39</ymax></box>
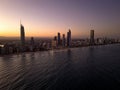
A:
<box><xmin>0</xmin><ymin>44</ymin><xmax>120</xmax><ymax>90</ymax></box>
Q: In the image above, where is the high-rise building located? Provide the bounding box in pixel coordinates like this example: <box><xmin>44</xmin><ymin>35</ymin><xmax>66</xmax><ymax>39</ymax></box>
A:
<box><xmin>52</xmin><ymin>36</ymin><xmax>57</xmax><ymax>48</ymax></box>
<box><xmin>20</xmin><ymin>24</ymin><xmax>25</xmax><ymax>46</ymax></box>
<box><xmin>30</xmin><ymin>37</ymin><xmax>35</xmax><ymax>45</ymax></box>
<box><xmin>90</xmin><ymin>30</ymin><xmax>94</xmax><ymax>45</ymax></box>
<box><xmin>57</xmin><ymin>32</ymin><xmax>61</xmax><ymax>46</ymax></box>
<box><xmin>30</xmin><ymin>37</ymin><xmax>35</xmax><ymax>51</ymax></box>
<box><xmin>69</xmin><ymin>29</ymin><xmax>71</xmax><ymax>44</ymax></box>
<box><xmin>67</xmin><ymin>29</ymin><xmax>71</xmax><ymax>47</ymax></box>
<box><xmin>62</xmin><ymin>34</ymin><xmax>66</xmax><ymax>47</ymax></box>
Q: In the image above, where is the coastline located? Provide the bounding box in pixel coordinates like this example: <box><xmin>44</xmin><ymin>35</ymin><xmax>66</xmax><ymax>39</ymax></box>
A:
<box><xmin>0</xmin><ymin>43</ymin><xmax>120</xmax><ymax>57</ymax></box>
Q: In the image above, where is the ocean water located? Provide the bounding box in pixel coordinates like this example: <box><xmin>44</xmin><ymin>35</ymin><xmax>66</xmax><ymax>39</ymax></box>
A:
<box><xmin>0</xmin><ymin>44</ymin><xmax>120</xmax><ymax>90</ymax></box>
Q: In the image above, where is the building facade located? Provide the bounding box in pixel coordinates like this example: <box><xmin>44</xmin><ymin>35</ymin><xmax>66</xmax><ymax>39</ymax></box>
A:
<box><xmin>20</xmin><ymin>24</ymin><xmax>25</xmax><ymax>46</ymax></box>
<box><xmin>90</xmin><ymin>30</ymin><xmax>94</xmax><ymax>45</ymax></box>
<box><xmin>67</xmin><ymin>29</ymin><xmax>71</xmax><ymax>47</ymax></box>
<box><xmin>57</xmin><ymin>32</ymin><xmax>61</xmax><ymax>46</ymax></box>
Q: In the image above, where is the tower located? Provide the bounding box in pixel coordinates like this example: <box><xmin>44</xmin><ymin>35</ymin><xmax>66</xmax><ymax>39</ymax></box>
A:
<box><xmin>20</xmin><ymin>23</ymin><xmax>25</xmax><ymax>47</ymax></box>
<box><xmin>67</xmin><ymin>29</ymin><xmax>71</xmax><ymax>47</ymax></box>
<box><xmin>57</xmin><ymin>32</ymin><xmax>61</xmax><ymax>46</ymax></box>
<box><xmin>30</xmin><ymin>37</ymin><xmax>35</xmax><ymax>51</ymax></box>
<box><xmin>30</xmin><ymin>37</ymin><xmax>35</xmax><ymax>46</ymax></box>
<box><xmin>90</xmin><ymin>30</ymin><xmax>94</xmax><ymax>45</ymax></box>
<box><xmin>62</xmin><ymin>34</ymin><xmax>66</xmax><ymax>47</ymax></box>
<box><xmin>52</xmin><ymin>36</ymin><xmax>57</xmax><ymax>48</ymax></box>
<box><xmin>69</xmin><ymin>29</ymin><xmax>71</xmax><ymax>45</ymax></box>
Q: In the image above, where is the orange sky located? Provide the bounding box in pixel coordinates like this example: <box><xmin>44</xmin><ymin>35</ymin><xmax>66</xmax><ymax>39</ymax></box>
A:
<box><xmin>0</xmin><ymin>0</ymin><xmax>120</xmax><ymax>38</ymax></box>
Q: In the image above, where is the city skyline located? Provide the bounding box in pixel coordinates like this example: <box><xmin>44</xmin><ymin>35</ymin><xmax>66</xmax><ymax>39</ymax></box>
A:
<box><xmin>0</xmin><ymin>0</ymin><xmax>120</xmax><ymax>38</ymax></box>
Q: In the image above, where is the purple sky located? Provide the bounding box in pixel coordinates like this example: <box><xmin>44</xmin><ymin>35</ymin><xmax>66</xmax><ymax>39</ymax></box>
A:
<box><xmin>0</xmin><ymin>0</ymin><xmax>120</xmax><ymax>38</ymax></box>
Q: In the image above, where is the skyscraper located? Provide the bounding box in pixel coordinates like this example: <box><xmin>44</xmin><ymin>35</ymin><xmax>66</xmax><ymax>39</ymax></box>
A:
<box><xmin>69</xmin><ymin>29</ymin><xmax>71</xmax><ymax>44</ymax></box>
<box><xmin>20</xmin><ymin>23</ymin><xmax>25</xmax><ymax>46</ymax></box>
<box><xmin>62</xmin><ymin>34</ymin><xmax>66</xmax><ymax>47</ymax></box>
<box><xmin>30</xmin><ymin>37</ymin><xmax>35</xmax><ymax>46</ymax></box>
<box><xmin>52</xmin><ymin>36</ymin><xmax>57</xmax><ymax>48</ymax></box>
<box><xmin>30</xmin><ymin>37</ymin><xmax>35</xmax><ymax>51</ymax></box>
<box><xmin>67</xmin><ymin>29</ymin><xmax>71</xmax><ymax>47</ymax></box>
<box><xmin>90</xmin><ymin>30</ymin><xmax>94</xmax><ymax>45</ymax></box>
<box><xmin>57</xmin><ymin>32</ymin><xmax>61</xmax><ymax>46</ymax></box>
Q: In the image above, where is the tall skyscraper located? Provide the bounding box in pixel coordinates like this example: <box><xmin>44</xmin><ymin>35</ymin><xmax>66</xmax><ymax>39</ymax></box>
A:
<box><xmin>20</xmin><ymin>23</ymin><xmax>25</xmax><ymax>46</ymax></box>
<box><xmin>67</xmin><ymin>29</ymin><xmax>71</xmax><ymax>47</ymax></box>
<box><xmin>90</xmin><ymin>30</ymin><xmax>94</xmax><ymax>45</ymax></box>
<box><xmin>62</xmin><ymin>34</ymin><xmax>66</xmax><ymax>47</ymax></box>
<box><xmin>57</xmin><ymin>32</ymin><xmax>61</xmax><ymax>46</ymax></box>
<box><xmin>69</xmin><ymin>29</ymin><xmax>71</xmax><ymax>44</ymax></box>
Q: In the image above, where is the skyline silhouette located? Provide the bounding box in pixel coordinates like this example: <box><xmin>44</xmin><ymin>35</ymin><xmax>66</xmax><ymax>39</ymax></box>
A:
<box><xmin>0</xmin><ymin>0</ymin><xmax>120</xmax><ymax>38</ymax></box>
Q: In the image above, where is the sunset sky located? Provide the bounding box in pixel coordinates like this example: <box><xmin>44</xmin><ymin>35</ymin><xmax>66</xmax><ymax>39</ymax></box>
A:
<box><xmin>0</xmin><ymin>0</ymin><xmax>120</xmax><ymax>38</ymax></box>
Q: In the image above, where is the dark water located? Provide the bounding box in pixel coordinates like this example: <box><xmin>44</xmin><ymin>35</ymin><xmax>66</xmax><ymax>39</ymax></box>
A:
<box><xmin>0</xmin><ymin>44</ymin><xmax>120</xmax><ymax>90</ymax></box>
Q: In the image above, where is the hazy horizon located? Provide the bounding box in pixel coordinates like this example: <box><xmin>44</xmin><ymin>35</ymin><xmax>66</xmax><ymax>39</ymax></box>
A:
<box><xmin>0</xmin><ymin>0</ymin><xmax>120</xmax><ymax>38</ymax></box>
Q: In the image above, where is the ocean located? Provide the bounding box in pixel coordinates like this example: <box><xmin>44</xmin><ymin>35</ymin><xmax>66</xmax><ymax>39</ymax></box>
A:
<box><xmin>0</xmin><ymin>44</ymin><xmax>120</xmax><ymax>90</ymax></box>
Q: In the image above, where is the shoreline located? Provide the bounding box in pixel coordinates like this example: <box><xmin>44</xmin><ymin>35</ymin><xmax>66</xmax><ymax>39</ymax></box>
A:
<box><xmin>0</xmin><ymin>43</ymin><xmax>120</xmax><ymax>57</ymax></box>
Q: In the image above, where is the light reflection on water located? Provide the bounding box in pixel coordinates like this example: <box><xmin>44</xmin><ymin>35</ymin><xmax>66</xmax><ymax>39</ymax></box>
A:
<box><xmin>0</xmin><ymin>45</ymin><xmax>120</xmax><ymax>90</ymax></box>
